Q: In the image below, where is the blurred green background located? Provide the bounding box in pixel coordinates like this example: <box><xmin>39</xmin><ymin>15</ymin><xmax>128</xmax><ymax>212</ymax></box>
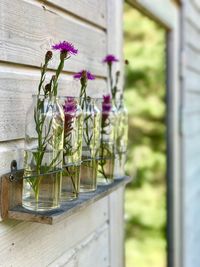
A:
<box><xmin>123</xmin><ymin>3</ymin><xmax>167</xmax><ymax>267</ymax></box>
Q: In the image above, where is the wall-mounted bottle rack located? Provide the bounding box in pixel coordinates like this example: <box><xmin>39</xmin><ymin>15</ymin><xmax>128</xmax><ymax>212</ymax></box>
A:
<box><xmin>0</xmin><ymin>160</ymin><xmax>131</xmax><ymax>225</ymax></box>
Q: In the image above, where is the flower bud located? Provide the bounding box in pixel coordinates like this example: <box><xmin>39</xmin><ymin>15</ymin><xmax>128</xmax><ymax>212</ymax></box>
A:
<box><xmin>45</xmin><ymin>51</ymin><xmax>53</xmax><ymax>63</ymax></box>
<box><xmin>44</xmin><ymin>83</ymin><xmax>51</xmax><ymax>95</ymax></box>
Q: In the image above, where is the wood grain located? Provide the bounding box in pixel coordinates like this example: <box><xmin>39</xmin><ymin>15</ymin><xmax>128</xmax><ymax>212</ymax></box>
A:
<box><xmin>191</xmin><ymin>0</ymin><xmax>200</xmax><ymax>10</ymax></box>
<box><xmin>185</xmin><ymin>46</ymin><xmax>200</xmax><ymax>74</ymax></box>
<box><xmin>0</xmin><ymin>198</ymin><xmax>108</xmax><ymax>267</ymax></box>
<box><xmin>0</xmin><ymin>0</ymin><xmax>107</xmax><ymax>76</ymax></box>
<box><xmin>184</xmin><ymin>0</ymin><xmax>200</xmax><ymax>33</ymax></box>
<box><xmin>45</xmin><ymin>0</ymin><xmax>107</xmax><ymax>29</ymax></box>
<box><xmin>109</xmin><ymin>187</ymin><xmax>125</xmax><ymax>267</ymax></box>
<box><xmin>184</xmin><ymin>70</ymin><xmax>200</xmax><ymax>94</ymax></box>
<box><xmin>47</xmin><ymin>223</ymin><xmax>109</xmax><ymax>267</ymax></box>
<box><xmin>184</xmin><ymin>20</ymin><xmax>200</xmax><ymax>53</ymax></box>
<box><xmin>182</xmin><ymin>1</ymin><xmax>200</xmax><ymax>266</ymax></box>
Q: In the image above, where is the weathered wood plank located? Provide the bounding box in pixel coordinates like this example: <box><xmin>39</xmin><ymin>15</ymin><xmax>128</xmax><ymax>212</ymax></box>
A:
<box><xmin>182</xmin><ymin>111</ymin><xmax>200</xmax><ymax>136</ymax></box>
<box><xmin>184</xmin><ymin>0</ymin><xmax>200</xmax><ymax>33</ymax></box>
<box><xmin>48</xmin><ymin>223</ymin><xmax>109</xmax><ymax>267</ymax></box>
<box><xmin>0</xmin><ymin>198</ymin><xmax>108</xmax><ymax>267</ymax></box>
<box><xmin>0</xmin><ymin>67</ymin><xmax>107</xmax><ymax>142</ymax></box>
<box><xmin>45</xmin><ymin>0</ymin><xmax>107</xmax><ymax>29</ymax></box>
<box><xmin>185</xmin><ymin>46</ymin><xmax>200</xmax><ymax>74</ymax></box>
<box><xmin>107</xmin><ymin>0</ymin><xmax>124</xmax><ymax>90</ymax></box>
<box><xmin>182</xmin><ymin>1</ymin><xmax>200</xmax><ymax>267</ymax></box>
<box><xmin>184</xmin><ymin>69</ymin><xmax>200</xmax><ymax>94</ymax></box>
<box><xmin>76</xmin><ymin>224</ymin><xmax>109</xmax><ymax>267</ymax></box>
<box><xmin>191</xmin><ymin>0</ymin><xmax>200</xmax><ymax>10</ymax></box>
<box><xmin>0</xmin><ymin>0</ymin><xmax>107</xmax><ymax>76</ymax></box>
<box><xmin>7</xmin><ymin>177</ymin><xmax>131</xmax><ymax>224</ymax></box>
<box><xmin>184</xmin><ymin>20</ymin><xmax>200</xmax><ymax>53</ymax></box>
<box><xmin>109</xmin><ymin>187</ymin><xmax>125</xmax><ymax>267</ymax></box>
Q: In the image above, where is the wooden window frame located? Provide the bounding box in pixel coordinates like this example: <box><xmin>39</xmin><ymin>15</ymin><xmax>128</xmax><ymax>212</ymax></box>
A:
<box><xmin>115</xmin><ymin>1</ymin><xmax>182</xmax><ymax>267</ymax></box>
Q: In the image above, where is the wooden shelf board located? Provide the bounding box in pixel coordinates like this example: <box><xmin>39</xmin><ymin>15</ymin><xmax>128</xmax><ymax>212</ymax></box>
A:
<box><xmin>8</xmin><ymin>176</ymin><xmax>132</xmax><ymax>225</ymax></box>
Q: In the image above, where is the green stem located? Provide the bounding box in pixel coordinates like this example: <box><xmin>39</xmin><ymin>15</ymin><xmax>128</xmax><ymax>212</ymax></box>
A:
<box><xmin>108</xmin><ymin>64</ymin><xmax>113</xmax><ymax>97</ymax></box>
<box><xmin>53</xmin><ymin>58</ymin><xmax>64</xmax><ymax>96</ymax></box>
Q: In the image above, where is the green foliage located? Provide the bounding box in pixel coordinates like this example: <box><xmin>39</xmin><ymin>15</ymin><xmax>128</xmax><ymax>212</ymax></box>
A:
<box><xmin>124</xmin><ymin>4</ymin><xmax>166</xmax><ymax>267</ymax></box>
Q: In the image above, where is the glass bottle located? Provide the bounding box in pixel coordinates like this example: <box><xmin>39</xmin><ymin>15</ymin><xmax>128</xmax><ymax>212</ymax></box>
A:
<box><xmin>97</xmin><ymin>95</ymin><xmax>116</xmax><ymax>185</ymax></box>
<box><xmin>114</xmin><ymin>95</ymin><xmax>128</xmax><ymax>178</ymax></box>
<box><xmin>61</xmin><ymin>97</ymin><xmax>83</xmax><ymax>201</ymax></box>
<box><xmin>22</xmin><ymin>95</ymin><xmax>64</xmax><ymax>211</ymax></box>
<box><xmin>80</xmin><ymin>97</ymin><xmax>101</xmax><ymax>192</ymax></box>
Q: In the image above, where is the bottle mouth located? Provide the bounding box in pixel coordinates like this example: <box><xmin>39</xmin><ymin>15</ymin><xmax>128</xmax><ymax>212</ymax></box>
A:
<box><xmin>32</xmin><ymin>94</ymin><xmax>59</xmax><ymax>99</ymax></box>
<box><xmin>59</xmin><ymin>96</ymin><xmax>103</xmax><ymax>100</ymax></box>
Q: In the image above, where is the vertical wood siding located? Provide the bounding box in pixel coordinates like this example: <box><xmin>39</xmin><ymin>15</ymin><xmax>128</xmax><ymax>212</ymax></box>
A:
<box><xmin>0</xmin><ymin>0</ymin><xmax>124</xmax><ymax>266</ymax></box>
<box><xmin>182</xmin><ymin>1</ymin><xmax>200</xmax><ymax>266</ymax></box>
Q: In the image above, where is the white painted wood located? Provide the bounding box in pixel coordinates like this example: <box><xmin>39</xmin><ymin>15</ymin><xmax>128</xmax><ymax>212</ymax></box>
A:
<box><xmin>184</xmin><ymin>70</ymin><xmax>200</xmax><ymax>94</ymax></box>
<box><xmin>0</xmin><ymin>0</ymin><xmax>107</xmax><ymax>76</ymax></box>
<box><xmin>45</xmin><ymin>0</ymin><xmax>107</xmax><ymax>29</ymax></box>
<box><xmin>106</xmin><ymin>1</ymin><xmax>125</xmax><ymax>266</ymax></box>
<box><xmin>0</xmin><ymin>197</ymin><xmax>108</xmax><ymax>267</ymax></box>
<box><xmin>184</xmin><ymin>0</ymin><xmax>200</xmax><ymax>32</ymax></box>
<box><xmin>184</xmin><ymin>20</ymin><xmax>200</xmax><ymax>53</ymax></box>
<box><xmin>109</xmin><ymin>187</ymin><xmax>125</xmax><ymax>267</ymax></box>
<box><xmin>181</xmin><ymin>0</ymin><xmax>200</xmax><ymax>266</ymax></box>
<box><xmin>191</xmin><ymin>0</ymin><xmax>200</xmax><ymax>10</ymax></box>
<box><xmin>48</xmin><ymin>223</ymin><xmax>109</xmax><ymax>267</ymax></box>
<box><xmin>127</xmin><ymin>0</ymin><xmax>176</xmax><ymax>29</ymax></box>
<box><xmin>76</xmin><ymin>224</ymin><xmax>109</xmax><ymax>267</ymax></box>
<box><xmin>182</xmin><ymin>111</ymin><xmax>200</xmax><ymax>136</ymax></box>
<box><xmin>185</xmin><ymin>46</ymin><xmax>200</xmax><ymax>74</ymax></box>
<box><xmin>107</xmin><ymin>0</ymin><xmax>124</xmax><ymax>88</ymax></box>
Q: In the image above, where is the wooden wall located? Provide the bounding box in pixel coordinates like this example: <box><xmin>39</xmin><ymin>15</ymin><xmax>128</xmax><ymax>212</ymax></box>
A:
<box><xmin>181</xmin><ymin>1</ymin><xmax>200</xmax><ymax>266</ymax></box>
<box><xmin>0</xmin><ymin>0</ymin><xmax>124</xmax><ymax>266</ymax></box>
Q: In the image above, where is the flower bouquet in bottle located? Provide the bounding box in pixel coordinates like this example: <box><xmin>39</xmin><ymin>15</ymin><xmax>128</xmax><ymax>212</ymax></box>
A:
<box><xmin>61</xmin><ymin>96</ymin><xmax>83</xmax><ymax>201</ymax></box>
<box><xmin>22</xmin><ymin>41</ymin><xmax>77</xmax><ymax>211</ymax></box>
<box><xmin>102</xmin><ymin>54</ymin><xmax>128</xmax><ymax>179</ymax></box>
<box><xmin>74</xmin><ymin>70</ymin><xmax>101</xmax><ymax>192</ymax></box>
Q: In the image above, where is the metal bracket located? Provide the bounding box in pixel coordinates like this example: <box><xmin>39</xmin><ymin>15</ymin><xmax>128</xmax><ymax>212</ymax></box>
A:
<box><xmin>0</xmin><ymin>162</ymin><xmax>23</xmax><ymax>221</ymax></box>
<box><xmin>9</xmin><ymin>160</ymin><xmax>23</xmax><ymax>182</ymax></box>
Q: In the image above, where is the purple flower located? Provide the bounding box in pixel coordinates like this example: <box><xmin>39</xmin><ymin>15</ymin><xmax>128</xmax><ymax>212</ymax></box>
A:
<box><xmin>103</xmin><ymin>54</ymin><xmax>118</xmax><ymax>64</ymax></box>
<box><xmin>63</xmin><ymin>98</ymin><xmax>77</xmax><ymax>135</ymax></box>
<box><xmin>63</xmin><ymin>97</ymin><xmax>77</xmax><ymax>113</ymax></box>
<box><xmin>102</xmin><ymin>104</ymin><xmax>112</xmax><ymax>112</ymax></box>
<box><xmin>52</xmin><ymin>41</ymin><xmax>78</xmax><ymax>55</ymax></box>
<box><xmin>73</xmin><ymin>70</ymin><xmax>95</xmax><ymax>80</ymax></box>
<box><xmin>103</xmin><ymin>94</ymin><xmax>111</xmax><ymax>104</ymax></box>
<box><xmin>102</xmin><ymin>94</ymin><xmax>112</xmax><ymax>114</ymax></box>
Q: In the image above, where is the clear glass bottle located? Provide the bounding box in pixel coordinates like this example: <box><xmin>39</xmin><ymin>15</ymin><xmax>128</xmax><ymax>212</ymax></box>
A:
<box><xmin>114</xmin><ymin>95</ymin><xmax>128</xmax><ymax>178</ymax></box>
<box><xmin>80</xmin><ymin>97</ymin><xmax>101</xmax><ymax>192</ymax></box>
<box><xmin>22</xmin><ymin>95</ymin><xmax>64</xmax><ymax>211</ymax></box>
<box><xmin>61</xmin><ymin>97</ymin><xmax>83</xmax><ymax>201</ymax></box>
<box><xmin>97</xmin><ymin>95</ymin><xmax>116</xmax><ymax>185</ymax></box>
